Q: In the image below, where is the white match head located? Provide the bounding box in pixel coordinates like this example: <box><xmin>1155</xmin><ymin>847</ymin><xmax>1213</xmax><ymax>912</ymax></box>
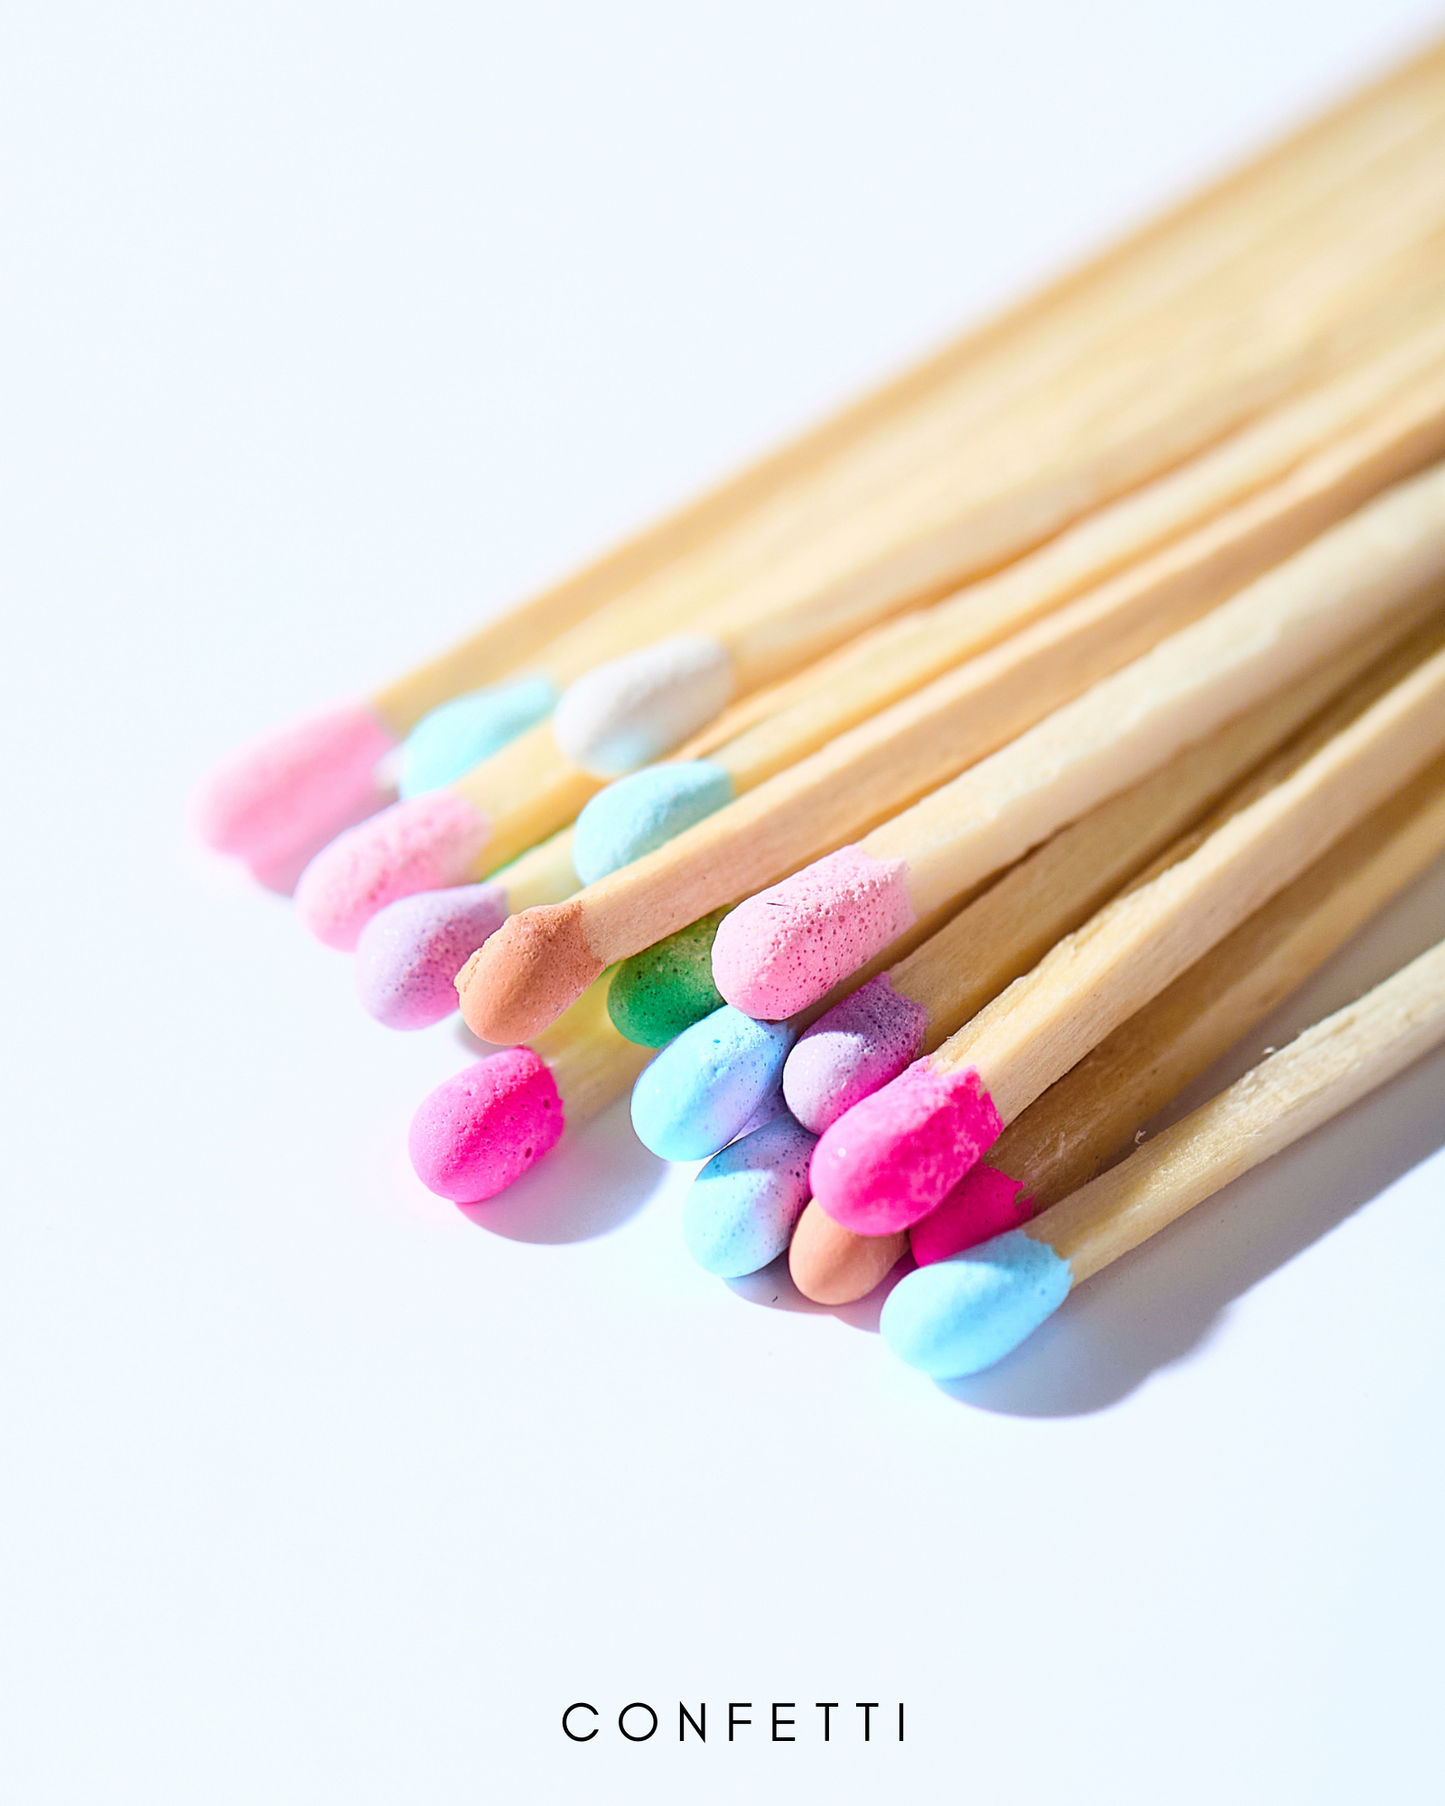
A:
<box><xmin>552</xmin><ymin>635</ymin><xmax>734</xmax><ymax>776</ymax></box>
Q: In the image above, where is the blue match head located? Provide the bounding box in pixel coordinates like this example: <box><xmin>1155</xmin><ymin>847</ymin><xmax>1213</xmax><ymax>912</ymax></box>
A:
<box><xmin>572</xmin><ymin>761</ymin><xmax>735</xmax><ymax>885</ymax></box>
<box><xmin>879</xmin><ymin>1229</ymin><xmax>1072</xmax><ymax>1377</ymax></box>
<box><xmin>629</xmin><ymin>1004</ymin><xmax>799</xmax><ymax>1162</ymax></box>
<box><xmin>683</xmin><ymin>1114</ymin><xmax>818</xmax><ymax>1278</ymax></box>
<box><xmin>398</xmin><ymin>675</ymin><xmax>558</xmax><ymax>796</ymax></box>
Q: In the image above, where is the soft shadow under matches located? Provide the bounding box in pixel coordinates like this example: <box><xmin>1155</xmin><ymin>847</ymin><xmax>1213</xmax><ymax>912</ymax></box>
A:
<box><xmin>941</xmin><ymin>1052</ymin><xmax>1445</xmax><ymax>1419</ymax></box>
<box><xmin>726</xmin><ymin>1252</ymin><xmax>914</xmax><ymax>1334</ymax></box>
<box><xmin>459</xmin><ymin>1098</ymin><xmax>670</xmax><ymax>1244</ymax></box>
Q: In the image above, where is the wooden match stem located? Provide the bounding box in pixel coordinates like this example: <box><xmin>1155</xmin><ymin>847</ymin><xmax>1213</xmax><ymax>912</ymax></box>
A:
<box><xmin>577</xmin><ymin>432</ymin><xmax>1445</xmax><ymax>963</ymax></box>
<box><xmin>382</xmin><ymin>44</ymin><xmax>1445</xmax><ymax>737</ymax></box>
<box><xmin>1033</xmin><ymin>938</ymin><xmax>1445</xmax><ymax>1285</ymax></box>
<box><xmin>938</xmin><ymin>642</ymin><xmax>1445</xmax><ymax>1122</ymax></box>
<box><xmin>887</xmin><ymin>612</ymin><xmax>1445</xmax><ymax>1047</ymax></box>
<box><xmin>871</xmin><ymin>458</ymin><xmax>1445</xmax><ymax>918</ymax></box>
<box><xmin>989</xmin><ymin>753</ymin><xmax>1445</xmax><ymax>1212</ymax></box>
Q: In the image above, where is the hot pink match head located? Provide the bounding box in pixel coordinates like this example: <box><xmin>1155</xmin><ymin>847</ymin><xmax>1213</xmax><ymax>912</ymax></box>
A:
<box><xmin>909</xmin><ymin>1164</ymin><xmax>1033</xmax><ymax>1266</ymax></box>
<box><xmin>781</xmin><ymin>974</ymin><xmax>928</xmax><ymax>1134</ymax></box>
<box><xmin>808</xmin><ymin>1058</ymin><xmax>1003</xmax><ymax>1235</ymax></box>
<box><xmin>710</xmin><ymin>846</ymin><xmax>916</xmax><ymax>1020</ymax></box>
<box><xmin>408</xmin><ymin>1047</ymin><xmax>565</xmax><ymax>1203</ymax></box>
<box><xmin>294</xmin><ymin>791</ymin><xmax>492</xmax><ymax>951</ymax></box>
<box><xmin>191</xmin><ymin>701</ymin><xmax>397</xmax><ymax>872</ymax></box>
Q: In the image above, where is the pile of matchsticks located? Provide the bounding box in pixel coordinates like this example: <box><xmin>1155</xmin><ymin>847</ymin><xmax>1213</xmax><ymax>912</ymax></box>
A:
<box><xmin>195</xmin><ymin>42</ymin><xmax>1445</xmax><ymax>1382</ymax></box>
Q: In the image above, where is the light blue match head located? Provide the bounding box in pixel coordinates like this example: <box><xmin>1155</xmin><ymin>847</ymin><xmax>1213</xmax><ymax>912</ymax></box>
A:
<box><xmin>572</xmin><ymin>761</ymin><xmax>735</xmax><ymax>886</ymax></box>
<box><xmin>684</xmin><ymin>1114</ymin><xmax>818</xmax><ymax>1278</ymax></box>
<box><xmin>879</xmin><ymin>1229</ymin><xmax>1072</xmax><ymax>1378</ymax></box>
<box><xmin>630</xmin><ymin>1004</ymin><xmax>800</xmax><ymax>1162</ymax></box>
<box><xmin>398</xmin><ymin>675</ymin><xmax>558</xmax><ymax>796</ymax></box>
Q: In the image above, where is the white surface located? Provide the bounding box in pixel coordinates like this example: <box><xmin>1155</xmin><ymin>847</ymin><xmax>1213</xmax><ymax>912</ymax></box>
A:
<box><xmin>3</xmin><ymin>4</ymin><xmax>1444</xmax><ymax>1801</ymax></box>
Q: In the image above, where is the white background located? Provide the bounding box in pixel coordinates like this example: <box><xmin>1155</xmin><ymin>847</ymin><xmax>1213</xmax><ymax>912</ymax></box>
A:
<box><xmin>3</xmin><ymin>3</ymin><xmax>1444</xmax><ymax>1801</ymax></box>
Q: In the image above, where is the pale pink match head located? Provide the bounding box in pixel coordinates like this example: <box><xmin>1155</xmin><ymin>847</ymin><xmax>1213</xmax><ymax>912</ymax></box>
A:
<box><xmin>710</xmin><ymin>846</ymin><xmax>916</xmax><ymax>1020</ymax></box>
<box><xmin>294</xmin><ymin>791</ymin><xmax>492</xmax><ymax>951</ymax></box>
<box><xmin>909</xmin><ymin>1164</ymin><xmax>1033</xmax><ymax>1267</ymax></box>
<box><xmin>191</xmin><ymin>701</ymin><xmax>397</xmax><ymax>872</ymax></box>
<box><xmin>354</xmin><ymin>883</ymin><xmax>510</xmax><ymax>1029</ymax></box>
<box><xmin>808</xmin><ymin>1058</ymin><xmax>1003</xmax><ymax>1235</ymax></box>
<box><xmin>782</xmin><ymin>974</ymin><xmax>928</xmax><ymax>1134</ymax></box>
<box><xmin>408</xmin><ymin>1047</ymin><xmax>564</xmax><ymax>1203</ymax></box>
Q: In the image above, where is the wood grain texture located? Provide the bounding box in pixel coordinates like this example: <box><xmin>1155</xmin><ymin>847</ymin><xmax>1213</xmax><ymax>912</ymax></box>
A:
<box><xmin>887</xmin><ymin>613</ymin><xmax>1445</xmax><ymax>1046</ymax></box>
<box><xmin>937</xmin><ymin>643</ymin><xmax>1445</xmax><ymax>1120</ymax></box>
<box><xmin>988</xmin><ymin>754</ymin><xmax>1445</xmax><ymax>1211</ymax></box>
<box><xmin>1032</xmin><ymin>938</ymin><xmax>1445</xmax><ymax>1284</ymax></box>
<box><xmin>375</xmin><ymin>42</ymin><xmax>1445</xmax><ymax>731</ymax></box>
<box><xmin>870</xmin><ymin>459</ymin><xmax>1445</xmax><ymax>914</ymax></box>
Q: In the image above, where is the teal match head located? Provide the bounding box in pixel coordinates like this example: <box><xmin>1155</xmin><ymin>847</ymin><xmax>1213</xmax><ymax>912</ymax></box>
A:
<box><xmin>572</xmin><ymin>760</ymin><xmax>734</xmax><ymax>885</ymax></box>
<box><xmin>880</xmin><ymin>1229</ymin><xmax>1072</xmax><ymax>1377</ymax></box>
<box><xmin>398</xmin><ymin>675</ymin><xmax>557</xmax><ymax>796</ymax></box>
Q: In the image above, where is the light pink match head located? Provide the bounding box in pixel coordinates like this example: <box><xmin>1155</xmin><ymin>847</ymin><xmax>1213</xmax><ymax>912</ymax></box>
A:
<box><xmin>808</xmin><ymin>1058</ymin><xmax>1003</xmax><ymax>1235</ymax></box>
<box><xmin>408</xmin><ymin>1047</ymin><xmax>564</xmax><ymax>1203</ymax></box>
<box><xmin>294</xmin><ymin>791</ymin><xmax>492</xmax><ymax>951</ymax></box>
<box><xmin>782</xmin><ymin>974</ymin><xmax>928</xmax><ymax>1134</ymax></box>
<box><xmin>909</xmin><ymin>1164</ymin><xmax>1033</xmax><ymax>1267</ymax></box>
<box><xmin>710</xmin><ymin>846</ymin><xmax>916</xmax><ymax>1020</ymax></box>
<box><xmin>354</xmin><ymin>883</ymin><xmax>510</xmax><ymax>1029</ymax></box>
<box><xmin>191</xmin><ymin>701</ymin><xmax>397</xmax><ymax>872</ymax></box>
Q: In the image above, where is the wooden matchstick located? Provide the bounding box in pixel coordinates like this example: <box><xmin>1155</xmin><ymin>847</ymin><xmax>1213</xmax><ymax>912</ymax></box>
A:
<box><xmin>458</xmin><ymin>455</ymin><xmax>1445</xmax><ymax>1039</ymax></box>
<box><xmin>789</xmin><ymin>741</ymin><xmax>1445</xmax><ymax>1302</ymax></box>
<box><xmin>806</xmin><ymin>635</ymin><xmax>1445</xmax><ymax>1234</ymax></box>
<box><xmin>881</xmin><ymin>936</ymin><xmax>1445</xmax><ymax>1377</ymax></box>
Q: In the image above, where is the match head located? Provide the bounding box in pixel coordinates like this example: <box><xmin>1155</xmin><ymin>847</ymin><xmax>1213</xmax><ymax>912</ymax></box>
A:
<box><xmin>711</xmin><ymin>846</ymin><xmax>916</xmax><ymax>1020</ymax></box>
<box><xmin>787</xmin><ymin>1202</ymin><xmax>909</xmax><ymax>1306</ymax></box>
<box><xmin>909</xmin><ymin>1165</ymin><xmax>1033</xmax><ymax>1267</ymax></box>
<box><xmin>398</xmin><ymin>675</ymin><xmax>557</xmax><ymax>797</ymax></box>
<box><xmin>880</xmin><ymin>1230</ymin><xmax>1072</xmax><ymax>1378</ymax></box>
<box><xmin>630</xmin><ymin>1005</ymin><xmax>798</xmax><ymax>1162</ymax></box>
<box><xmin>572</xmin><ymin>761</ymin><xmax>734</xmax><ymax>885</ymax></box>
<box><xmin>683</xmin><ymin>1114</ymin><xmax>817</xmax><ymax>1279</ymax></box>
<box><xmin>606</xmin><ymin>908</ymin><xmax>730</xmax><ymax>1048</ymax></box>
<box><xmin>191</xmin><ymin>700</ymin><xmax>397</xmax><ymax>871</ymax></box>
<box><xmin>552</xmin><ymin>634</ymin><xmax>734</xmax><ymax>776</ymax></box>
<box><xmin>293</xmin><ymin>791</ymin><xmax>492</xmax><ymax>951</ymax></box>
<box><xmin>808</xmin><ymin>1059</ymin><xmax>1004</xmax><ymax>1235</ymax></box>
<box><xmin>408</xmin><ymin>1047</ymin><xmax>565</xmax><ymax>1204</ymax></box>
<box><xmin>354</xmin><ymin>883</ymin><xmax>509</xmax><ymax>1030</ymax></box>
<box><xmin>454</xmin><ymin>899</ymin><xmax>601</xmax><ymax>1045</ymax></box>
<box><xmin>782</xmin><ymin>974</ymin><xmax>928</xmax><ymax>1134</ymax></box>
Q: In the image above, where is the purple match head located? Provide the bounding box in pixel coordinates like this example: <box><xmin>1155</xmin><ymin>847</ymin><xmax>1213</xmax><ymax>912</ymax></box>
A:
<box><xmin>782</xmin><ymin>974</ymin><xmax>928</xmax><ymax>1134</ymax></box>
<box><xmin>711</xmin><ymin>846</ymin><xmax>916</xmax><ymax>1019</ymax></box>
<box><xmin>808</xmin><ymin>1058</ymin><xmax>1004</xmax><ymax>1236</ymax></box>
<box><xmin>293</xmin><ymin>790</ymin><xmax>492</xmax><ymax>951</ymax></box>
<box><xmin>408</xmin><ymin>1047</ymin><xmax>564</xmax><ymax>1204</ymax></box>
<box><xmin>354</xmin><ymin>883</ymin><xmax>510</xmax><ymax>1029</ymax></box>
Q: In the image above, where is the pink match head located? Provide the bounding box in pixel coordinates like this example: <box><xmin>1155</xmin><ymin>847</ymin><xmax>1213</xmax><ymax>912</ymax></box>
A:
<box><xmin>354</xmin><ymin>883</ymin><xmax>510</xmax><ymax>1029</ymax></box>
<box><xmin>294</xmin><ymin>791</ymin><xmax>492</xmax><ymax>951</ymax></box>
<box><xmin>408</xmin><ymin>1047</ymin><xmax>565</xmax><ymax>1203</ymax></box>
<box><xmin>782</xmin><ymin>974</ymin><xmax>928</xmax><ymax>1134</ymax></box>
<box><xmin>909</xmin><ymin>1165</ymin><xmax>1033</xmax><ymax>1266</ymax></box>
<box><xmin>191</xmin><ymin>701</ymin><xmax>397</xmax><ymax>872</ymax></box>
<box><xmin>710</xmin><ymin>846</ymin><xmax>916</xmax><ymax>1020</ymax></box>
<box><xmin>808</xmin><ymin>1058</ymin><xmax>1003</xmax><ymax>1235</ymax></box>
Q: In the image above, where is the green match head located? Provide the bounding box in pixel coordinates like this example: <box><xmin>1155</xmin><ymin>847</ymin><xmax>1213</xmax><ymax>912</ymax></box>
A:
<box><xmin>607</xmin><ymin>907</ymin><xmax>732</xmax><ymax>1048</ymax></box>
